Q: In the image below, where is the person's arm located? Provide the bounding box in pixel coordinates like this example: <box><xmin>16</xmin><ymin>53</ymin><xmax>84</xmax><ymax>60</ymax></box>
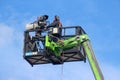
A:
<box><xmin>58</xmin><ymin>22</ymin><xmax>62</xmax><ymax>27</ymax></box>
<box><xmin>47</xmin><ymin>21</ymin><xmax>57</xmax><ymax>28</ymax></box>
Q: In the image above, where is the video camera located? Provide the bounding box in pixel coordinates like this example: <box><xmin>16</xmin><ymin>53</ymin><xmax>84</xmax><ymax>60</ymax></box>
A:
<box><xmin>37</xmin><ymin>15</ymin><xmax>48</xmax><ymax>21</ymax></box>
<box><xmin>26</xmin><ymin>15</ymin><xmax>49</xmax><ymax>30</ymax></box>
<box><xmin>37</xmin><ymin>15</ymin><xmax>49</xmax><ymax>28</ymax></box>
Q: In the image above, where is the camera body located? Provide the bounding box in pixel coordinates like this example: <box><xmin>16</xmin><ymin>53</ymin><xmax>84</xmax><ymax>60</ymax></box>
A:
<box><xmin>26</xmin><ymin>15</ymin><xmax>48</xmax><ymax>30</ymax></box>
<box><xmin>37</xmin><ymin>15</ymin><xmax>48</xmax><ymax>21</ymax></box>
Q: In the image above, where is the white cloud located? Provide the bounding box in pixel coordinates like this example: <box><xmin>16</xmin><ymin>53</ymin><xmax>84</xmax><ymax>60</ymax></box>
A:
<box><xmin>0</xmin><ymin>23</ymin><xmax>24</xmax><ymax>49</ymax></box>
<box><xmin>36</xmin><ymin>62</ymin><xmax>119</xmax><ymax>80</ymax></box>
<box><xmin>0</xmin><ymin>23</ymin><xmax>15</xmax><ymax>48</ymax></box>
<box><xmin>102</xmin><ymin>64</ymin><xmax>120</xmax><ymax>80</ymax></box>
<box><xmin>3</xmin><ymin>61</ymin><xmax>120</xmax><ymax>80</ymax></box>
<box><xmin>61</xmin><ymin>62</ymin><xmax>120</xmax><ymax>80</ymax></box>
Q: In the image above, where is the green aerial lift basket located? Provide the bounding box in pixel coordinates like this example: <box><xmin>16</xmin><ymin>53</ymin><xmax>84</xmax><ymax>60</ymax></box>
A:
<box><xmin>23</xmin><ymin>26</ymin><xmax>104</xmax><ymax>80</ymax></box>
<box><xmin>23</xmin><ymin>26</ymin><xmax>86</xmax><ymax>65</ymax></box>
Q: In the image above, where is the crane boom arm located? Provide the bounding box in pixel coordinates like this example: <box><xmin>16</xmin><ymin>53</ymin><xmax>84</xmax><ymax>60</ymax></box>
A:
<box><xmin>82</xmin><ymin>40</ymin><xmax>104</xmax><ymax>80</ymax></box>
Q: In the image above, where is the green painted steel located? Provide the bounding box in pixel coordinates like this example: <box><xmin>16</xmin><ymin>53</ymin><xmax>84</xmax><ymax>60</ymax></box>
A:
<box><xmin>61</xmin><ymin>34</ymin><xmax>89</xmax><ymax>50</ymax></box>
<box><xmin>45</xmin><ymin>35</ymin><xmax>61</xmax><ymax>56</ymax></box>
<box><xmin>82</xmin><ymin>41</ymin><xmax>104</xmax><ymax>80</ymax></box>
<box><xmin>45</xmin><ymin>34</ymin><xmax>89</xmax><ymax>56</ymax></box>
<box><xmin>45</xmin><ymin>34</ymin><xmax>104</xmax><ymax>80</ymax></box>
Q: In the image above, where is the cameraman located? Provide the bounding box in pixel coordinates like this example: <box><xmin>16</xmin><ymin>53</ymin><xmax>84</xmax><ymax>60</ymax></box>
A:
<box><xmin>48</xmin><ymin>15</ymin><xmax>62</xmax><ymax>40</ymax></box>
<box><xmin>47</xmin><ymin>15</ymin><xmax>62</xmax><ymax>28</ymax></box>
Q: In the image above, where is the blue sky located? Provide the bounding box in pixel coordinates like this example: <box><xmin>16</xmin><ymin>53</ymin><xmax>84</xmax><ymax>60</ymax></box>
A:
<box><xmin>0</xmin><ymin>0</ymin><xmax>120</xmax><ymax>80</ymax></box>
